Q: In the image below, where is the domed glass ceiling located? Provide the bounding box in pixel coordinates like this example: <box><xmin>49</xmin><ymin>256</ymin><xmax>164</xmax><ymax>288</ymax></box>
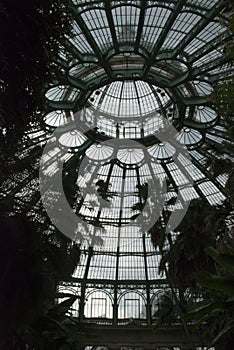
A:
<box><xmin>2</xmin><ymin>0</ymin><xmax>234</xmax><ymax>328</ymax></box>
<box><xmin>85</xmin><ymin>80</ymin><xmax>176</xmax><ymax>138</ymax></box>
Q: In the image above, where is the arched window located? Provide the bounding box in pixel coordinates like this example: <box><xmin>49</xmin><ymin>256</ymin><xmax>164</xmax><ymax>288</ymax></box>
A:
<box><xmin>118</xmin><ymin>291</ymin><xmax>146</xmax><ymax>320</ymax></box>
<box><xmin>84</xmin><ymin>290</ymin><xmax>113</xmax><ymax>319</ymax></box>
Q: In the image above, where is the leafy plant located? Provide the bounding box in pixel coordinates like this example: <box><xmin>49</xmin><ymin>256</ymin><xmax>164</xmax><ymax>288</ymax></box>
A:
<box><xmin>159</xmin><ymin>199</ymin><xmax>228</xmax><ymax>289</ymax></box>
<box><xmin>0</xmin><ymin>212</ymin><xmax>81</xmax><ymax>349</ymax></box>
<box><xmin>0</xmin><ymin>0</ymin><xmax>72</xmax><ymax>145</ymax></box>
<box><xmin>153</xmin><ymin>290</ymin><xmax>182</xmax><ymax>326</ymax></box>
<box><xmin>187</xmin><ymin>246</ymin><xmax>234</xmax><ymax>349</ymax></box>
<box><xmin>25</xmin><ymin>296</ymin><xmax>85</xmax><ymax>350</ymax></box>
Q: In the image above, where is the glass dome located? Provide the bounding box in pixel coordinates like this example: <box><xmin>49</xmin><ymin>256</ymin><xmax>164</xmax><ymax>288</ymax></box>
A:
<box><xmin>2</xmin><ymin>0</ymin><xmax>233</xmax><ymax>343</ymax></box>
<box><xmin>84</xmin><ymin>80</ymin><xmax>177</xmax><ymax>138</ymax></box>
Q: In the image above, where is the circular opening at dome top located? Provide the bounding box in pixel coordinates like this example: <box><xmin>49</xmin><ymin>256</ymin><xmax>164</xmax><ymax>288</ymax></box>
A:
<box><xmin>81</xmin><ymin>80</ymin><xmax>177</xmax><ymax>140</ymax></box>
<box><xmin>88</xmin><ymin>80</ymin><xmax>171</xmax><ymax>118</ymax></box>
<box><xmin>185</xmin><ymin>128</ymin><xmax>191</xmax><ymax>132</ymax></box>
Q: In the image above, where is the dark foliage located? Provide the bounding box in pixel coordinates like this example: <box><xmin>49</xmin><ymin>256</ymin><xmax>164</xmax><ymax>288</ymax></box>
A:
<box><xmin>160</xmin><ymin>199</ymin><xmax>230</xmax><ymax>289</ymax></box>
<box><xmin>0</xmin><ymin>0</ymin><xmax>71</xmax><ymax>144</ymax></box>
<box><xmin>0</xmin><ymin>213</ymin><xmax>81</xmax><ymax>338</ymax></box>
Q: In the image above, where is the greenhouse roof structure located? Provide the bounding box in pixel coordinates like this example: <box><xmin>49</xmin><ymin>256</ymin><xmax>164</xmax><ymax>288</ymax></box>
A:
<box><xmin>2</xmin><ymin>0</ymin><xmax>234</xmax><ymax>348</ymax></box>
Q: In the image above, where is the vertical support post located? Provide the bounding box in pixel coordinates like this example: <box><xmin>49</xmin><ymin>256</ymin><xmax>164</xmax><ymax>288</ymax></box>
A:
<box><xmin>78</xmin><ymin>246</ymin><xmax>93</xmax><ymax>322</ymax></box>
<box><xmin>113</xmin><ymin>247</ymin><xmax>120</xmax><ymax>326</ymax></box>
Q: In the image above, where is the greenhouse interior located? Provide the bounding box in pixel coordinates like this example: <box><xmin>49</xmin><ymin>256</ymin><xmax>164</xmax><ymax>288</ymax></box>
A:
<box><xmin>0</xmin><ymin>0</ymin><xmax>233</xmax><ymax>349</ymax></box>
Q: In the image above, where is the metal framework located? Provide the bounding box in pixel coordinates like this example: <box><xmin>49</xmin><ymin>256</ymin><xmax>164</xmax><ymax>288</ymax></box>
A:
<box><xmin>1</xmin><ymin>1</ymin><xmax>234</xmax><ymax>349</ymax></box>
